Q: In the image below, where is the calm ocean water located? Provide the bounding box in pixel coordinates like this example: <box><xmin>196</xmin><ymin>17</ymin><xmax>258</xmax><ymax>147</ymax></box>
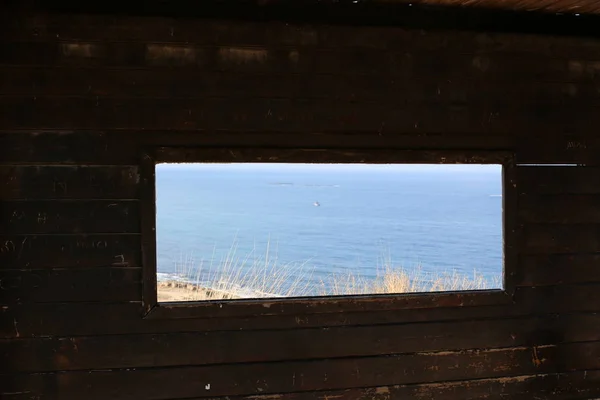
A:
<box><xmin>156</xmin><ymin>164</ymin><xmax>503</xmax><ymax>292</ymax></box>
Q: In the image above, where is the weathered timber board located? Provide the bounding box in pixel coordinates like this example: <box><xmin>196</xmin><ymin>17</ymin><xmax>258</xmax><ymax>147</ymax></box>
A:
<box><xmin>4</xmin><ymin>15</ymin><xmax>600</xmax><ymax>59</ymax></box>
<box><xmin>0</xmin><ymin>344</ymin><xmax>567</xmax><ymax>399</ymax></box>
<box><xmin>520</xmin><ymin>224</ymin><xmax>600</xmax><ymax>254</ymax></box>
<box><xmin>0</xmin><ymin>302</ymin><xmax>522</xmax><ymax>338</ymax></box>
<box><xmin>5</xmin><ymin>132</ymin><xmax>600</xmax><ymax>166</ymax></box>
<box><xmin>519</xmin><ymin>194</ymin><xmax>600</xmax><ymax>223</ymax></box>
<box><xmin>0</xmin><ymin>316</ymin><xmax>555</xmax><ymax>373</ymax></box>
<box><xmin>0</xmin><ymin>234</ymin><xmax>140</xmax><ymax>269</ymax></box>
<box><xmin>0</xmin><ymin>132</ymin><xmax>137</xmax><ymax>165</ymax></box>
<box><xmin>1</xmin><ymin>96</ymin><xmax>598</xmax><ymax>135</ymax></box>
<box><xmin>3</xmin><ymin>42</ymin><xmax>591</xmax><ymax>80</ymax></box>
<box><xmin>0</xmin><ymin>201</ymin><xmax>139</xmax><ymax>234</ymax></box>
<box><xmin>518</xmin><ymin>167</ymin><xmax>600</xmax><ymax>194</ymax></box>
<box><xmin>0</xmin><ymin>132</ymin><xmax>517</xmax><ymax>165</ymax></box>
<box><xmin>147</xmin><ymin>284</ymin><xmax>598</xmax><ymax>321</ymax></box>
<box><xmin>88</xmin><ymin>371</ymin><xmax>600</xmax><ymax>400</ymax></box>
<box><xmin>155</xmin><ymin>147</ymin><xmax>511</xmax><ymax>164</ymax></box>
<box><xmin>3</xmin><ymin>373</ymin><xmax>599</xmax><ymax>400</ymax></box>
<box><xmin>3</xmin><ymin>67</ymin><xmax>600</xmax><ymax>103</ymax></box>
<box><xmin>519</xmin><ymin>254</ymin><xmax>600</xmax><ymax>286</ymax></box>
<box><xmin>0</xmin><ymin>166</ymin><xmax>140</xmax><ymax>200</ymax></box>
<box><xmin>146</xmin><ymin>290</ymin><xmax>510</xmax><ymax>320</ymax></box>
<box><xmin>516</xmin><ymin>284</ymin><xmax>600</xmax><ymax>314</ymax></box>
<box><xmin>0</xmin><ymin>268</ymin><xmax>141</xmax><ymax>304</ymax></box>
<box><xmin>1</xmin><ymin>284</ymin><xmax>598</xmax><ymax>338</ymax></box>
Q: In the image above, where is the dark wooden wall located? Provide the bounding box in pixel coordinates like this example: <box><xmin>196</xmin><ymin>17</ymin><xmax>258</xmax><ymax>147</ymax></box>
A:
<box><xmin>2</xmin><ymin>6</ymin><xmax>600</xmax><ymax>399</ymax></box>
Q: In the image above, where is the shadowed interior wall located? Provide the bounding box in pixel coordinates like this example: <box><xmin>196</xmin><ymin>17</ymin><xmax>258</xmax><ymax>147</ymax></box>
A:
<box><xmin>1</xmin><ymin>8</ymin><xmax>600</xmax><ymax>399</ymax></box>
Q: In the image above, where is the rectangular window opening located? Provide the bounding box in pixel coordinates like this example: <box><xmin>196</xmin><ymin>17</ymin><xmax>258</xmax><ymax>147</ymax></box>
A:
<box><xmin>155</xmin><ymin>163</ymin><xmax>504</xmax><ymax>303</ymax></box>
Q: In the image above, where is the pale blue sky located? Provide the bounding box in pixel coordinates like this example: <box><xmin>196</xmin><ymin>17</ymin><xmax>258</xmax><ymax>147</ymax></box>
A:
<box><xmin>157</xmin><ymin>163</ymin><xmax>501</xmax><ymax>173</ymax></box>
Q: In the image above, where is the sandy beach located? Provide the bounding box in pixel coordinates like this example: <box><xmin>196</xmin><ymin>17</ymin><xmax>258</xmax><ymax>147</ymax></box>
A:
<box><xmin>157</xmin><ymin>281</ymin><xmax>240</xmax><ymax>302</ymax></box>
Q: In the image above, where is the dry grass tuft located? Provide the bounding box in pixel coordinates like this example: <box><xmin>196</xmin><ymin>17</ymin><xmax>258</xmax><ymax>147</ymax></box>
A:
<box><xmin>158</xmin><ymin>241</ymin><xmax>316</xmax><ymax>302</ymax></box>
<box><xmin>157</xmin><ymin>243</ymin><xmax>500</xmax><ymax>302</ymax></box>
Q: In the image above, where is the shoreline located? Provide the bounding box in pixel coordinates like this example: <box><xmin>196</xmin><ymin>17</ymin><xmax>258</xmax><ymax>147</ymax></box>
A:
<box><xmin>157</xmin><ymin>267</ymin><xmax>500</xmax><ymax>302</ymax></box>
<box><xmin>157</xmin><ymin>281</ymin><xmax>240</xmax><ymax>302</ymax></box>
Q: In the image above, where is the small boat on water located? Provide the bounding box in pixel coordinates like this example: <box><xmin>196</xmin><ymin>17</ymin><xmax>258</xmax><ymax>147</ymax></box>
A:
<box><xmin>313</xmin><ymin>201</ymin><xmax>320</xmax><ymax>207</ymax></box>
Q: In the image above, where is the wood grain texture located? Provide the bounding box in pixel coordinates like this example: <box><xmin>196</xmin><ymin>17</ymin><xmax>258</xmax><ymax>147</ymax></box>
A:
<box><xmin>0</xmin><ymin>268</ymin><xmax>141</xmax><ymax>304</ymax></box>
<box><xmin>517</xmin><ymin>284</ymin><xmax>600</xmax><ymax>313</ymax></box>
<box><xmin>4</xmin><ymin>13</ymin><xmax>600</xmax><ymax>51</ymax></box>
<box><xmin>517</xmin><ymin>143</ymin><xmax>599</xmax><ymax>165</ymax></box>
<box><xmin>5</xmin><ymin>41</ymin><xmax>594</xmax><ymax>79</ymax></box>
<box><xmin>0</xmin><ymin>302</ymin><xmax>524</xmax><ymax>338</ymax></box>
<box><xmin>518</xmin><ymin>167</ymin><xmax>600</xmax><ymax>194</ymax></box>
<box><xmin>1</xmin><ymin>285</ymin><xmax>598</xmax><ymax>339</ymax></box>
<box><xmin>112</xmin><ymin>371</ymin><xmax>600</xmax><ymax>400</ymax></box>
<box><xmin>3</xmin><ymin>130</ymin><xmax>595</xmax><ymax>165</ymax></box>
<box><xmin>0</xmin><ymin>166</ymin><xmax>140</xmax><ymax>200</ymax></box>
<box><xmin>1</xmin><ymin>96</ymin><xmax>599</xmax><ymax>136</ymax></box>
<box><xmin>519</xmin><ymin>194</ymin><xmax>600</xmax><ymax>223</ymax></box>
<box><xmin>4</xmin><ymin>67</ymin><xmax>600</xmax><ymax>103</ymax></box>
<box><xmin>156</xmin><ymin>147</ymin><xmax>511</xmax><ymax>164</ymax></box>
<box><xmin>147</xmin><ymin>290</ymin><xmax>511</xmax><ymax>320</ymax></box>
<box><xmin>0</xmin><ymin>234</ymin><xmax>140</xmax><ymax>269</ymax></box>
<box><xmin>519</xmin><ymin>254</ymin><xmax>600</xmax><ymax>286</ymax></box>
<box><xmin>0</xmin><ymin>200</ymin><xmax>139</xmax><ymax>234</ymax></box>
<box><xmin>0</xmin><ymin>131</ymin><xmax>518</xmax><ymax>164</ymax></box>
<box><xmin>394</xmin><ymin>0</ymin><xmax>600</xmax><ymax>15</ymax></box>
<box><xmin>0</xmin><ymin>344</ymin><xmax>570</xmax><ymax>399</ymax></box>
<box><xmin>0</xmin><ymin>132</ymin><xmax>137</xmax><ymax>165</ymax></box>
<box><xmin>0</xmin><ymin>316</ymin><xmax>556</xmax><ymax>372</ymax></box>
<box><xmin>521</xmin><ymin>224</ymin><xmax>600</xmax><ymax>254</ymax></box>
<box><xmin>0</xmin><ymin>15</ymin><xmax>600</xmax><ymax>139</ymax></box>
<box><xmin>3</xmin><ymin>371</ymin><xmax>600</xmax><ymax>400</ymax></box>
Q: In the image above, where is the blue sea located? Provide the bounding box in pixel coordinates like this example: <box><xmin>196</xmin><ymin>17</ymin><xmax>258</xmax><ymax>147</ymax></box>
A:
<box><xmin>156</xmin><ymin>164</ymin><xmax>503</xmax><ymax>294</ymax></box>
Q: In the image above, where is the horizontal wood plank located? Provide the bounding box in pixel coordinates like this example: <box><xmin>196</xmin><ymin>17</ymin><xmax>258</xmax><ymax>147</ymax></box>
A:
<box><xmin>0</xmin><ymin>344</ymin><xmax>565</xmax><ymax>399</ymax></box>
<box><xmin>3</xmin><ymin>371</ymin><xmax>600</xmax><ymax>400</ymax></box>
<box><xmin>0</xmin><ymin>96</ymin><xmax>496</xmax><ymax>133</ymax></box>
<box><xmin>519</xmin><ymin>194</ymin><xmax>600</xmax><ymax>223</ymax></box>
<box><xmin>517</xmin><ymin>284</ymin><xmax>600</xmax><ymax>313</ymax></box>
<box><xmin>3</xmin><ymin>15</ymin><xmax>600</xmax><ymax>59</ymax></box>
<box><xmin>4</xmin><ymin>131</ymin><xmax>596</xmax><ymax>165</ymax></box>
<box><xmin>0</xmin><ymin>166</ymin><xmax>139</xmax><ymax>200</ymax></box>
<box><xmin>156</xmin><ymin>147</ymin><xmax>511</xmax><ymax>164</ymax></box>
<box><xmin>3</xmin><ymin>8</ymin><xmax>600</xmax><ymax>48</ymax></box>
<box><xmin>2</xmin><ymin>284</ymin><xmax>600</xmax><ymax>338</ymax></box>
<box><xmin>0</xmin><ymin>201</ymin><xmax>139</xmax><ymax>234</ymax></box>
<box><xmin>148</xmin><ymin>290</ymin><xmax>511</xmax><ymax>320</ymax></box>
<box><xmin>0</xmin><ymin>132</ymin><xmax>137</xmax><ymax>165</ymax></box>
<box><xmin>0</xmin><ymin>234</ymin><xmax>140</xmax><ymax>269</ymax></box>
<box><xmin>0</xmin><ymin>268</ymin><xmax>141</xmax><ymax>303</ymax></box>
<box><xmin>518</xmin><ymin>167</ymin><xmax>600</xmax><ymax>194</ymax></box>
<box><xmin>0</xmin><ymin>41</ymin><xmax>595</xmax><ymax>84</ymax></box>
<box><xmin>558</xmin><ymin>313</ymin><xmax>600</xmax><ymax>343</ymax></box>
<box><xmin>135</xmin><ymin>371</ymin><xmax>600</xmax><ymax>400</ymax></box>
<box><xmin>0</xmin><ymin>131</ymin><xmax>517</xmax><ymax>164</ymax></box>
<box><xmin>0</xmin><ymin>302</ymin><xmax>525</xmax><ymax>338</ymax></box>
<box><xmin>2</xmin><ymin>67</ymin><xmax>600</xmax><ymax>107</ymax></box>
<box><xmin>0</xmin><ymin>316</ymin><xmax>556</xmax><ymax>372</ymax></box>
<box><xmin>520</xmin><ymin>224</ymin><xmax>600</xmax><ymax>254</ymax></box>
<box><xmin>516</xmin><ymin>143</ymin><xmax>599</xmax><ymax>165</ymax></box>
<box><xmin>519</xmin><ymin>254</ymin><xmax>600</xmax><ymax>286</ymax></box>
<box><xmin>1</xmin><ymin>96</ymin><xmax>599</xmax><ymax>136</ymax></box>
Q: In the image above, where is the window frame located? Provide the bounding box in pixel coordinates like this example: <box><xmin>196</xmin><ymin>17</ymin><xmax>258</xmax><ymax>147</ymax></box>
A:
<box><xmin>141</xmin><ymin>147</ymin><xmax>517</xmax><ymax>319</ymax></box>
